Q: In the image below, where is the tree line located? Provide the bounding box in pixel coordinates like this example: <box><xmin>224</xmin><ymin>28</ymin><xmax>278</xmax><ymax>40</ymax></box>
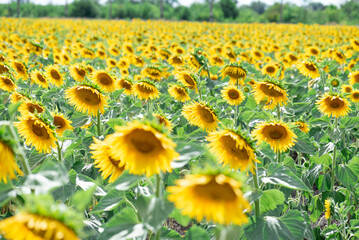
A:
<box><xmin>1</xmin><ymin>0</ymin><xmax>359</xmax><ymax>25</ymax></box>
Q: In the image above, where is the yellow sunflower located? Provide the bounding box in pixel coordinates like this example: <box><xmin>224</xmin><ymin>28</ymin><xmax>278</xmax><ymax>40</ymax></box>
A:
<box><xmin>341</xmin><ymin>84</ymin><xmax>352</xmax><ymax>93</ymax></box>
<box><xmin>221</xmin><ymin>85</ymin><xmax>245</xmax><ymax>106</ymax></box>
<box><xmin>154</xmin><ymin>114</ymin><xmax>173</xmax><ymax>132</ymax></box>
<box><xmin>349</xmin><ymin>71</ymin><xmax>359</xmax><ymax>86</ymax></box>
<box><xmin>252</xmin><ymin>81</ymin><xmax>288</xmax><ymax>110</ymax></box>
<box><xmin>107</xmin><ymin>121</ymin><xmax>179</xmax><ymax>176</ymax></box>
<box><xmin>350</xmin><ymin>39</ymin><xmax>359</xmax><ymax>51</ymax></box>
<box><xmin>11</xmin><ymin>60</ymin><xmax>28</xmax><ymax>80</ymax></box>
<box><xmin>15</xmin><ymin>114</ymin><xmax>57</xmax><ymax>153</ymax></box>
<box><xmin>220</xmin><ymin>64</ymin><xmax>246</xmax><ymax>84</ymax></box>
<box><xmin>44</xmin><ymin>65</ymin><xmax>63</xmax><ymax>87</ymax></box>
<box><xmin>0</xmin><ymin>63</ymin><xmax>10</xmax><ymax>75</ymax></box>
<box><xmin>349</xmin><ymin>90</ymin><xmax>359</xmax><ymax>103</ymax></box>
<box><xmin>118</xmin><ymin>78</ymin><xmax>133</xmax><ymax>95</ymax></box>
<box><xmin>168</xmin><ymin>84</ymin><xmax>190</xmax><ymax>102</ymax></box>
<box><xmin>167</xmin><ymin>173</ymin><xmax>250</xmax><ymax>225</ymax></box>
<box><xmin>187</xmin><ymin>54</ymin><xmax>203</xmax><ymax>70</ymax></box>
<box><xmin>332</xmin><ymin>50</ymin><xmax>346</xmax><ymax>64</ymax></box>
<box><xmin>65</xmin><ymin>85</ymin><xmax>108</xmax><ymax>117</ymax></box>
<box><xmin>0</xmin><ymin>212</ymin><xmax>79</xmax><ymax>240</ymax></box>
<box><xmin>175</xmin><ymin>71</ymin><xmax>198</xmax><ymax>92</ymax></box>
<box><xmin>317</xmin><ymin>93</ymin><xmax>350</xmax><ymax>118</ymax></box>
<box><xmin>141</xmin><ymin>66</ymin><xmax>163</xmax><ymax>81</ymax></box>
<box><xmin>90</xmin><ymin>138</ymin><xmax>125</xmax><ymax>183</ymax></box>
<box><xmin>0</xmin><ymin>140</ymin><xmax>23</xmax><ymax>183</ymax></box>
<box><xmin>18</xmin><ymin>99</ymin><xmax>45</xmax><ymax>115</ymax></box>
<box><xmin>30</xmin><ymin>70</ymin><xmax>49</xmax><ymax>88</ymax></box>
<box><xmin>261</xmin><ymin>63</ymin><xmax>278</xmax><ymax>77</ymax></box>
<box><xmin>294</xmin><ymin>121</ymin><xmax>309</xmax><ymax>133</ymax></box>
<box><xmin>252</xmin><ymin>121</ymin><xmax>297</xmax><ymax>153</ymax></box>
<box><xmin>69</xmin><ymin>64</ymin><xmax>87</xmax><ymax>82</ymax></box>
<box><xmin>132</xmin><ymin>81</ymin><xmax>160</xmax><ymax>100</ymax></box>
<box><xmin>52</xmin><ymin>113</ymin><xmax>73</xmax><ymax>136</ymax></box>
<box><xmin>182</xmin><ymin>102</ymin><xmax>218</xmax><ymax>131</ymax></box>
<box><xmin>91</xmin><ymin>70</ymin><xmax>117</xmax><ymax>93</ymax></box>
<box><xmin>168</xmin><ymin>55</ymin><xmax>184</xmax><ymax>66</ymax></box>
<box><xmin>207</xmin><ymin>130</ymin><xmax>258</xmax><ymax>171</ymax></box>
<box><xmin>297</xmin><ymin>61</ymin><xmax>320</xmax><ymax>79</ymax></box>
<box><xmin>10</xmin><ymin>91</ymin><xmax>29</xmax><ymax>103</ymax></box>
<box><xmin>324</xmin><ymin>199</ymin><xmax>331</xmax><ymax>220</ymax></box>
<box><xmin>0</xmin><ymin>74</ymin><xmax>16</xmax><ymax>92</ymax></box>
<box><xmin>106</xmin><ymin>58</ymin><xmax>118</xmax><ymax>69</ymax></box>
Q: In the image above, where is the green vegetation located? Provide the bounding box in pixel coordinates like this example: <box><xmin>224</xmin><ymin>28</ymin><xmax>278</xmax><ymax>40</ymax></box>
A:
<box><xmin>1</xmin><ymin>0</ymin><xmax>359</xmax><ymax>24</ymax></box>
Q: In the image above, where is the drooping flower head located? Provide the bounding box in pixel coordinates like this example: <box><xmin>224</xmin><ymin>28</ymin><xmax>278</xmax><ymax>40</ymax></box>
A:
<box><xmin>168</xmin><ymin>84</ymin><xmax>190</xmax><ymax>102</ymax></box>
<box><xmin>252</xmin><ymin>120</ymin><xmax>297</xmax><ymax>153</ymax></box>
<box><xmin>132</xmin><ymin>80</ymin><xmax>160</xmax><ymax>100</ymax></box>
<box><xmin>175</xmin><ymin>71</ymin><xmax>198</xmax><ymax>92</ymax></box>
<box><xmin>0</xmin><ymin>138</ymin><xmax>23</xmax><ymax>183</ymax></box>
<box><xmin>141</xmin><ymin>66</ymin><xmax>163</xmax><ymax>81</ymax></box>
<box><xmin>252</xmin><ymin>80</ymin><xmax>288</xmax><ymax>110</ymax></box>
<box><xmin>220</xmin><ymin>63</ymin><xmax>247</xmax><ymax>84</ymax></box>
<box><xmin>317</xmin><ymin>92</ymin><xmax>350</xmax><ymax>118</ymax></box>
<box><xmin>182</xmin><ymin>102</ymin><xmax>219</xmax><ymax>131</ymax></box>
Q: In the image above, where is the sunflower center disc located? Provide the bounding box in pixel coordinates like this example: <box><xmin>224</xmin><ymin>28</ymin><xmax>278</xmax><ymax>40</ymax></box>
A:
<box><xmin>3</xmin><ymin>78</ymin><xmax>12</xmax><ymax>85</ymax></box>
<box><xmin>198</xmin><ymin>106</ymin><xmax>214</xmax><ymax>123</ymax></box>
<box><xmin>76</xmin><ymin>88</ymin><xmax>101</xmax><ymax>105</ymax></box>
<box><xmin>228</xmin><ymin>89</ymin><xmax>239</xmax><ymax>99</ymax></box>
<box><xmin>329</xmin><ymin>98</ymin><xmax>343</xmax><ymax>108</ymax></box>
<box><xmin>138</xmin><ymin>84</ymin><xmax>154</xmax><ymax>94</ymax></box>
<box><xmin>28</xmin><ymin>104</ymin><xmax>43</xmax><ymax>114</ymax></box>
<box><xmin>221</xmin><ymin>136</ymin><xmax>249</xmax><ymax>160</ymax></box>
<box><xmin>354</xmin><ymin>93</ymin><xmax>359</xmax><ymax>99</ymax></box>
<box><xmin>194</xmin><ymin>178</ymin><xmax>237</xmax><ymax>201</ymax></box>
<box><xmin>266</xmin><ymin>66</ymin><xmax>275</xmax><ymax>73</ymax></box>
<box><xmin>260</xmin><ymin>84</ymin><xmax>283</xmax><ymax>97</ymax></box>
<box><xmin>355</xmin><ymin>74</ymin><xmax>359</xmax><ymax>83</ymax></box>
<box><xmin>263</xmin><ymin>125</ymin><xmax>287</xmax><ymax>140</ymax></box>
<box><xmin>32</xmin><ymin>123</ymin><xmax>50</xmax><ymax>139</ymax></box>
<box><xmin>50</xmin><ymin>70</ymin><xmax>61</xmax><ymax>80</ymax></box>
<box><xmin>15</xmin><ymin>63</ymin><xmax>25</xmax><ymax>73</ymax></box>
<box><xmin>183</xmin><ymin>74</ymin><xmax>195</xmax><ymax>86</ymax></box>
<box><xmin>120</xmin><ymin>81</ymin><xmax>131</xmax><ymax>90</ymax></box>
<box><xmin>54</xmin><ymin>116</ymin><xmax>66</xmax><ymax>128</ymax></box>
<box><xmin>37</xmin><ymin>73</ymin><xmax>46</xmax><ymax>83</ymax></box>
<box><xmin>305</xmin><ymin>63</ymin><xmax>316</xmax><ymax>71</ymax></box>
<box><xmin>77</xmin><ymin>69</ymin><xmax>86</xmax><ymax>77</ymax></box>
<box><xmin>129</xmin><ymin>129</ymin><xmax>161</xmax><ymax>154</ymax></box>
<box><xmin>98</xmin><ymin>73</ymin><xmax>112</xmax><ymax>85</ymax></box>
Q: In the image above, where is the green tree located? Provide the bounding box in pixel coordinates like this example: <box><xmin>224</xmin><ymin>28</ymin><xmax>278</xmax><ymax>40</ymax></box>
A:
<box><xmin>69</xmin><ymin>0</ymin><xmax>100</xmax><ymax>18</ymax></box>
<box><xmin>250</xmin><ymin>1</ymin><xmax>266</xmax><ymax>14</ymax></box>
<box><xmin>219</xmin><ymin>0</ymin><xmax>238</xmax><ymax>19</ymax></box>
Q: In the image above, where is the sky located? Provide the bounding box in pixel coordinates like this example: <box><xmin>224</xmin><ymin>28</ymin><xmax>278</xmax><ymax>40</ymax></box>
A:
<box><xmin>0</xmin><ymin>0</ymin><xmax>347</xmax><ymax>7</ymax></box>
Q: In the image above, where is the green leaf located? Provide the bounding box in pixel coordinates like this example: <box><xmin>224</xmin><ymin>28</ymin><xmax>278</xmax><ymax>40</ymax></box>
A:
<box><xmin>108</xmin><ymin>171</ymin><xmax>142</xmax><ymax>191</ymax></box>
<box><xmin>172</xmin><ymin>141</ymin><xmax>205</xmax><ymax>168</ymax></box>
<box><xmin>340</xmin><ymin>116</ymin><xmax>359</xmax><ymax>129</ymax></box>
<box><xmin>185</xmin><ymin>225</ymin><xmax>210</xmax><ymax>240</ymax></box>
<box><xmin>261</xmin><ymin>163</ymin><xmax>311</xmax><ymax>191</ymax></box>
<box><xmin>8</xmin><ymin>102</ymin><xmax>21</xmax><ymax>119</ymax></box>
<box><xmin>76</xmin><ymin>174</ymin><xmax>106</xmax><ymax>196</ymax></box>
<box><xmin>244</xmin><ymin>210</ymin><xmax>306</xmax><ymax>240</ymax></box>
<box><xmin>170</xmin><ymin>208</ymin><xmax>191</xmax><ymax>226</ymax></box>
<box><xmin>160</xmin><ymin>227</ymin><xmax>183</xmax><ymax>240</ymax></box>
<box><xmin>309</xmin><ymin>115</ymin><xmax>330</xmax><ymax>127</ymax></box>
<box><xmin>144</xmin><ymin>197</ymin><xmax>174</xmax><ymax>231</ymax></box>
<box><xmin>259</xmin><ymin>189</ymin><xmax>285</xmax><ymax>214</ymax></box>
<box><xmin>348</xmin><ymin>156</ymin><xmax>359</xmax><ymax>176</ymax></box>
<box><xmin>292</xmin><ymin>129</ymin><xmax>315</xmax><ymax>154</ymax></box>
<box><xmin>92</xmin><ymin>189</ymin><xmax>124</xmax><ymax>212</ymax></box>
<box><xmin>336</xmin><ymin>164</ymin><xmax>357</xmax><ymax>190</ymax></box>
<box><xmin>71</xmin><ymin>186</ymin><xmax>96</xmax><ymax>211</ymax></box>
<box><xmin>107</xmin><ymin>118</ymin><xmax>125</xmax><ymax>129</ymax></box>
<box><xmin>311</xmin><ymin>153</ymin><xmax>331</xmax><ymax>167</ymax></box>
<box><xmin>0</xmin><ymin>182</ymin><xmax>16</xmax><ymax>207</ymax></box>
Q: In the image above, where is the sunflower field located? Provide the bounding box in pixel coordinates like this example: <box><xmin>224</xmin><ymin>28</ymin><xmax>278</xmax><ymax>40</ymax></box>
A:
<box><xmin>1</xmin><ymin>18</ymin><xmax>359</xmax><ymax>240</ymax></box>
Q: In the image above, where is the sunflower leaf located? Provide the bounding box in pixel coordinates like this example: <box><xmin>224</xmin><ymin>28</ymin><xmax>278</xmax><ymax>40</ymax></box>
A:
<box><xmin>259</xmin><ymin>189</ymin><xmax>285</xmax><ymax>214</ymax></box>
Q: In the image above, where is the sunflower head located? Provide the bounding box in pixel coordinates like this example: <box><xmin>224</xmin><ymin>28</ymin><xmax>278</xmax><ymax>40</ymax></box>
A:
<box><xmin>69</xmin><ymin>64</ymin><xmax>87</xmax><ymax>82</ymax></box>
<box><xmin>349</xmin><ymin>71</ymin><xmax>359</xmax><ymax>86</ymax></box>
<box><xmin>132</xmin><ymin>80</ymin><xmax>160</xmax><ymax>100</ymax></box>
<box><xmin>91</xmin><ymin>70</ymin><xmax>117</xmax><ymax>93</ymax></box>
<box><xmin>294</xmin><ymin>121</ymin><xmax>309</xmax><ymax>133</ymax></box>
<box><xmin>175</xmin><ymin>71</ymin><xmax>199</xmax><ymax>92</ymax></box>
<box><xmin>252</xmin><ymin>80</ymin><xmax>288</xmax><ymax>110</ymax></box>
<box><xmin>297</xmin><ymin>61</ymin><xmax>320</xmax><ymax>79</ymax></box>
<box><xmin>341</xmin><ymin>84</ymin><xmax>353</xmax><ymax>94</ymax></box>
<box><xmin>18</xmin><ymin>99</ymin><xmax>45</xmax><ymax>115</ymax></box>
<box><xmin>0</xmin><ymin>74</ymin><xmax>17</xmax><ymax>92</ymax></box>
<box><xmin>153</xmin><ymin>113</ymin><xmax>173</xmax><ymax>132</ymax></box>
<box><xmin>349</xmin><ymin>90</ymin><xmax>359</xmax><ymax>103</ymax></box>
<box><xmin>44</xmin><ymin>65</ymin><xmax>63</xmax><ymax>87</ymax></box>
<box><xmin>221</xmin><ymin>85</ymin><xmax>245</xmax><ymax>106</ymax></box>
<box><xmin>220</xmin><ymin>63</ymin><xmax>247</xmax><ymax>81</ymax></box>
<box><xmin>0</xmin><ymin>135</ymin><xmax>23</xmax><ymax>183</ymax></box>
<box><xmin>167</xmin><ymin>172</ymin><xmax>250</xmax><ymax>225</ymax></box>
<box><xmin>118</xmin><ymin>78</ymin><xmax>133</xmax><ymax>95</ymax></box>
<box><xmin>168</xmin><ymin>84</ymin><xmax>190</xmax><ymax>102</ymax></box>
<box><xmin>317</xmin><ymin>92</ymin><xmax>350</xmax><ymax>118</ymax></box>
<box><xmin>330</xmin><ymin>78</ymin><xmax>340</xmax><ymax>88</ymax></box>
<box><xmin>251</xmin><ymin>120</ymin><xmax>297</xmax><ymax>153</ymax></box>
<box><xmin>182</xmin><ymin>102</ymin><xmax>219</xmax><ymax>131</ymax></box>
<box><xmin>261</xmin><ymin>63</ymin><xmax>278</xmax><ymax>77</ymax></box>
<box><xmin>52</xmin><ymin>113</ymin><xmax>73</xmax><ymax>136</ymax></box>
<box><xmin>11</xmin><ymin>60</ymin><xmax>28</xmax><ymax>80</ymax></box>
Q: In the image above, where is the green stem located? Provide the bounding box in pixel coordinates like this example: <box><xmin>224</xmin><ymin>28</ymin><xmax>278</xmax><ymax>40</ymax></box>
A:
<box><xmin>276</xmin><ymin>105</ymin><xmax>281</xmax><ymax>120</ymax></box>
<box><xmin>9</xmin><ymin>124</ymin><xmax>31</xmax><ymax>175</ymax></box>
<box><xmin>97</xmin><ymin>112</ymin><xmax>101</xmax><ymax>136</ymax></box>
<box><xmin>276</xmin><ymin>151</ymin><xmax>281</xmax><ymax>163</ymax></box>
<box><xmin>253</xmin><ymin>163</ymin><xmax>260</xmax><ymax>219</ymax></box>
<box><xmin>331</xmin><ymin>117</ymin><xmax>338</xmax><ymax>191</ymax></box>
<box><xmin>56</xmin><ymin>141</ymin><xmax>62</xmax><ymax>162</ymax></box>
<box><xmin>155</xmin><ymin>174</ymin><xmax>161</xmax><ymax>198</ymax></box>
<box><xmin>234</xmin><ymin>104</ymin><xmax>238</xmax><ymax>128</ymax></box>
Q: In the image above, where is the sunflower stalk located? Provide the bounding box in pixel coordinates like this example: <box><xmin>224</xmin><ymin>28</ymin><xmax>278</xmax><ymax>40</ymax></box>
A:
<box><xmin>253</xmin><ymin>163</ymin><xmax>260</xmax><ymax>219</ymax></box>
<box><xmin>96</xmin><ymin>112</ymin><xmax>101</xmax><ymax>136</ymax></box>
<box><xmin>331</xmin><ymin>117</ymin><xmax>338</xmax><ymax>191</ymax></box>
<box><xmin>56</xmin><ymin>141</ymin><xmax>62</xmax><ymax>162</ymax></box>
<box><xmin>9</xmin><ymin>124</ymin><xmax>31</xmax><ymax>175</ymax></box>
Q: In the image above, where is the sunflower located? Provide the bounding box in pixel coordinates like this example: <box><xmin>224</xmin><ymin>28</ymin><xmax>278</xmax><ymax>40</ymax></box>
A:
<box><xmin>167</xmin><ymin>173</ymin><xmax>250</xmax><ymax>225</ymax></box>
<box><xmin>0</xmin><ymin>212</ymin><xmax>79</xmax><ymax>240</ymax></box>
<box><xmin>159</xmin><ymin>49</ymin><xmax>171</xmax><ymax>60</ymax></box>
<box><xmin>118</xmin><ymin>78</ymin><xmax>133</xmax><ymax>95</ymax></box>
<box><xmin>91</xmin><ymin>70</ymin><xmax>117</xmax><ymax>92</ymax></box>
<box><xmin>11</xmin><ymin>60</ymin><xmax>28</xmax><ymax>80</ymax></box>
<box><xmin>349</xmin><ymin>71</ymin><xmax>359</xmax><ymax>86</ymax></box>
<box><xmin>52</xmin><ymin>113</ymin><xmax>73</xmax><ymax>136</ymax></box>
<box><xmin>330</xmin><ymin>78</ymin><xmax>339</xmax><ymax>87</ymax></box>
<box><xmin>207</xmin><ymin>130</ymin><xmax>258</xmax><ymax>171</ymax></box>
<box><xmin>117</xmin><ymin>58</ymin><xmax>130</xmax><ymax>69</ymax></box>
<box><xmin>10</xmin><ymin>91</ymin><xmax>29</xmax><ymax>103</ymax></box>
<box><xmin>132</xmin><ymin>81</ymin><xmax>160</xmax><ymax>100</ymax></box>
<box><xmin>341</xmin><ymin>84</ymin><xmax>352</xmax><ymax>93</ymax></box>
<box><xmin>0</xmin><ymin>74</ymin><xmax>16</xmax><ymax>92</ymax></box>
<box><xmin>317</xmin><ymin>93</ymin><xmax>350</xmax><ymax>118</ymax></box>
<box><xmin>18</xmin><ymin>99</ymin><xmax>45</xmax><ymax>115</ymax></box>
<box><xmin>65</xmin><ymin>85</ymin><xmax>108</xmax><ymax>117</ymax></box>
<box><xmin>220</xmin><ymin>64</ymin><xmax>246</xmax><ymax>84</ymax></box>
<box><xmin>252</xmin><ymin>121</ymin><xmax>297</xmax><ymax>153</ymax></box>
<box><xmin>107</xmin><ymin>121</ymin><xmax>179</xmax><ymax>176</ymax></box>
<box><xmin>182</xmin><ymin>102</ymin><xmax>218</xmax><ymax>131</ymax></box>
<box><xmin>44</xmin><ymin>65</ymin><xmax>63</xmax><ymax>87</ymax></box>
<box><xmin>221</xmin><ymin>85</ymin><xmax>245</xmax><ymax>106</ymax></box>
<box><xmin>168</xmin><ymin>84</ymin><xmax>190</xmax><ymax>102</ymax></box>
<box><xmin>261</xmin><ymin>63</ymin><xmax>278</xmax><ymax>77</ymax></box>
<box><xmin>187</xmin><ymin>54</ymin><xmax>203</xmax><ymax>70</ymax></box>
<box><xmin>209</xmin><ymin>55</ymin><xmax>225</xmax><ymax>66</ymax></box>
<box><xmin>349</xmin><ymin>90</ymin><xmax>359</xmax><ymax>103</ymax></box>
<box><xmin>324</xmin><ymin>199</ymin><xmax>331</xmax><ymax>220</ymax></box>
<box><xmin>0</xmin><ymin>140</ymin><xmax>23</xmax><ymax>183</ymax></box>
<box><xmin>168</xmin><ymin>55</ymin><xmax>184</xmax><ymax>66</ymax></box>
<box><xmin>154</xmin><ymin>114</ymin><xmax>173</xmax><ymax>132</ymax></box>
<box><xmin>106</xmin><ymin>58</ymin><xmax>118</xmax><ymax>69</ymax></box>
<box><xmin>141</xmin><ymin>66</ymin><xmax>163</xmax><ymax>81</ymax></box>
<box><xmin>15</xmin><ymin>114</ymin><xmax>57</xmax><ymax>153</ymax></box>
<box><xmin>0</xmin><ymin>63</ymin><xmax>10</xmax><ymax>75</ymax></box>
<box><xmin>90</xmin><ymin>138</ymin><xmax>125</xmax><ymax>183</ymax></box>
<box><xmin>294</xmin><ymin>121</ymin><xmax>309</xmax><ymax>133</ymax></box>
<box><xmin>69</xmin><ymin>64</ymin><xmax>87</xmax><ymax>82</ymax></box>
<box><xmin>297</xmin><ymin>61</ymin><xmax>320</xmax><ymax>79</ymax></box>
<box><xmin>306</xmin><ymin>46</ymin><xmax>320</xmax><ymax>57</ymax></box>
<box><xmin>350</xmin><ymin>39</ymin><xmax>359</xmax><ymax>51</ymax></box>
<box><xmin>252</xmin><ymin>81</ymin><xmax>288</xmax><ymax>110</ymax></box>
<box><xmin>332</xmin><ymin>50</ymin><xmax>346</xmax><ymax>64</ymax></box>
<box><xmin>30</xmin><ymin>70</ymin><xmax>49</xmax><ymax>88</ymax></box>
<box><xmin>175</xmin><ymin>71</ymin><xmax>198</xmax><ymax>92</ymax></box>
<box><xmin>251</xmin><ymin>49</ymin><xmax>264</xmax><ymax>60</ymax></box>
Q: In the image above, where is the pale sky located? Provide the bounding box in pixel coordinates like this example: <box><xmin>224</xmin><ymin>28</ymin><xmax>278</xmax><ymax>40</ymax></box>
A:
<box><xmin>0</xmin><ymin>0</ymin><xmax>347</xmax><ymax>7</ymax></box>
